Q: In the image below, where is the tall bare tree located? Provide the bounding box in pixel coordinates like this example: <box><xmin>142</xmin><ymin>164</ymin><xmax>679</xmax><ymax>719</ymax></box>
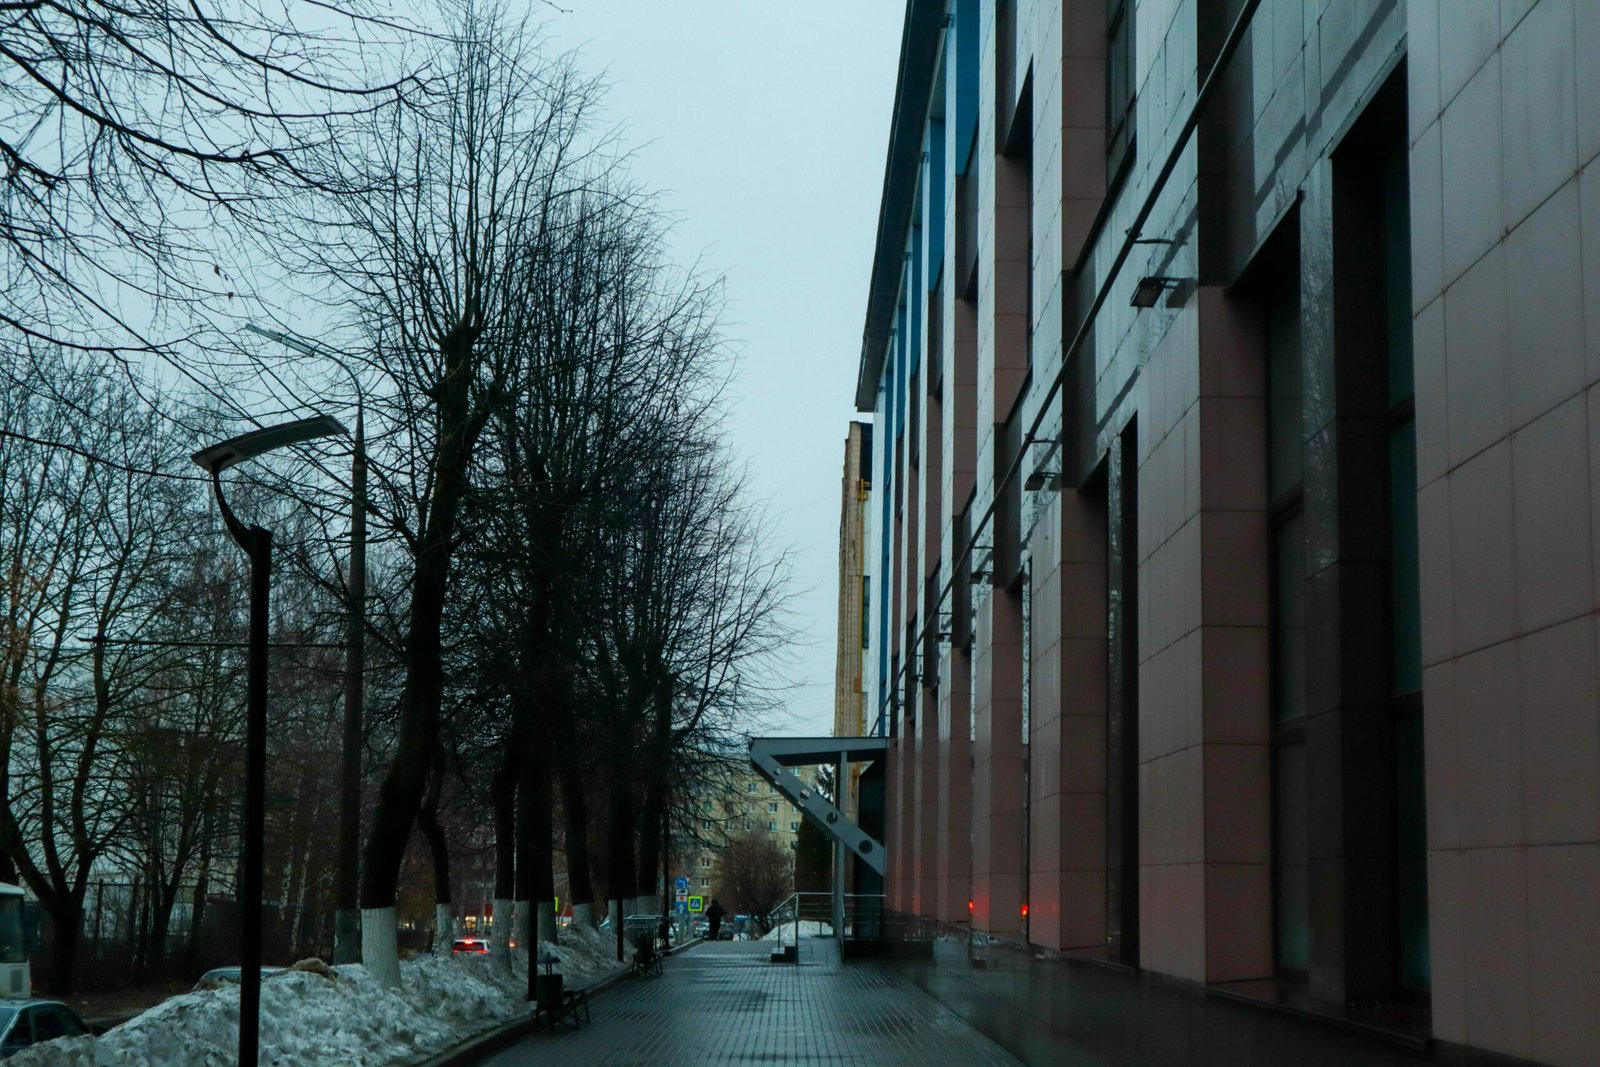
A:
<box><xmin>0</xmin><ymin>0</ymin><xmax>417</xmax><ymax>357</ymax></box>
<box><xmin>284</xmin><ymin>4</ymin><xmax>609</xmax><ymax>986</ymax></box>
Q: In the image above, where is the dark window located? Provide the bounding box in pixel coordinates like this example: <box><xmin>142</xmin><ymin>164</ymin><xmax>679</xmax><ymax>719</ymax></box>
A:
<box><xmin>1266</xmin><ymin>263</ymin><xmax>1309</xmax><ymax>981</ymax></box>
<box><xmin>1106</xmin><ymin>0</ymin><xmax>1136</xmax><ymax>182</ymax></box>
<box><xmin>1382</xmin><ymin>122</ymin><xmax>1429</xmax><ymax>996</ymax></box>
<box><xmin>862</xmin><ymin>577</ymin><xmax>870</xmax><ymax>650</ymax></box>
<box><xmin>910</xmin><ymin>372</ymin><xmax>921</xmax><ymax>467</ymax></box>
<box><xmin>29</xmin><ymin>1008</ymin><xmax>64</xmax><ymax>1043</ymax></box>
<box><xmin>1107</xmin><ymin>424</ymin><xmax>1140</xmax><ymax>961</ymax></box>
<box><xmin>0</xmin><ymin>1007</ymin><xmax>26</xmax><ymax>1048</ymax></box>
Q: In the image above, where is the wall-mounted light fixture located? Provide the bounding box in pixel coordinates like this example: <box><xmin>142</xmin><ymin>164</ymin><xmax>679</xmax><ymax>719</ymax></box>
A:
<box><xmin>1023</xmin><ymin>468</ymin><xmax>1061</xmax><ymax>492</ymax></box>
<box><xmin>1130</xmin><ymin>275</ymin><xmax>1183</xmax><ymax>309</ymax></box>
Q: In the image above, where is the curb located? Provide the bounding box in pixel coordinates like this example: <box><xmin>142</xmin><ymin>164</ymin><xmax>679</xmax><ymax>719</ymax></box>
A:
<box><xmin>415</xmin><ymin>938</ymin><xmax>704</xmax><ymax>1067</ymax></box>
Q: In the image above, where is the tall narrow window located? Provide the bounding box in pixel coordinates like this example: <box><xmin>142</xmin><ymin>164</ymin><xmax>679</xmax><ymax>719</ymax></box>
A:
<box><xmin>1106</xmin><ymin>0</ymin><xmax>1136</xmax><ymax>183</ymax></box>
<box><xmin>1383</xmin><ymin>124</ymin><xmax>1429</xmax><ymax>998</ymax></box>
<box><xmin>862</xmin><ymin>577</ymin><xmax>871</xmax><ymax>651</ymax></box>
<box><xmin>1106</xmin><ymin>424</ymin><xmax>1139</xmax><ymax>960</ymax></box>
<box><xmin>1267</xmin><ymin>267</ymin><xmax>1309</xmax><ymax>981</ymax></box>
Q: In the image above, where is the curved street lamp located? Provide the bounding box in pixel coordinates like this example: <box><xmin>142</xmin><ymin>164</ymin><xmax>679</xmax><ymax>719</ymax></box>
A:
<box><xmin>192</xmin><ymin>413</ymin><xmax>347</xmax><ymax>1067</ymax></box>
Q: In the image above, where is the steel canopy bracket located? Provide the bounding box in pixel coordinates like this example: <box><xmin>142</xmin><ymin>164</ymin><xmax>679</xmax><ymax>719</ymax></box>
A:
<box><xmin>748</xmin><ymin>737</ymin><xmax>887</xmax><ymax>877</ymax></box>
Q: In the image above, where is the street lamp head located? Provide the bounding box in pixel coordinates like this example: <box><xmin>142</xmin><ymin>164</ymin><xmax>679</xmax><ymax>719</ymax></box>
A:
<box><xmin>191</xmin><ymin>415</ymin><xmax>349</xmax><ymax>474</ymax></box>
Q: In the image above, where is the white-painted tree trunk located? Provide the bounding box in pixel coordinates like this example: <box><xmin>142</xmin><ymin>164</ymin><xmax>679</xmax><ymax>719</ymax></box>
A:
<box><xmin>362</xmin><ymin>907</ymin><xmax>401</xmax><ymax>988</ymax></box>
<box><xmin>491</xmin><ymin>898</ymin><xmax>513</xmax><ymax>963</ymax></box>
<box><xmin>513</xmin><ymin>901</ymin><xmax>532</xmax><ymax>948</ymax></box>
<box><xmin>570</xmin><ymin>902</ymin><xmax>595</xmax><ymax>929</ymax></box>
<box><xmin>435</xmin><ymin>904</ymin><xmax>453</xmax><ymax>956</ymax></box>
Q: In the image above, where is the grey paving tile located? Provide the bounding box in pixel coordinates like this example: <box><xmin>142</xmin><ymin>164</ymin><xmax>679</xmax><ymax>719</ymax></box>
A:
<box><xmin>482</xmin><ymin>938</ymin><xmax>1023</xmax><ymax>1066</ymax></box>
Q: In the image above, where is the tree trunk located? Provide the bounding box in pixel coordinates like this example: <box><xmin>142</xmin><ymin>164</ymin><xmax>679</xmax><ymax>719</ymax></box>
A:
<box><xmin>557</xmin><ymin>762</ymin><xmax>598</xmax><ymax>924</ymax></box>
<box><xmin>607</xmin><ymin>779</ymin><xmax>636</xmax><ymax>952</ymax></box>
<box><xmin>359</xmin><ymin>327</ymin><xmax>482</xmax><ymax>987</ymax></box>
<box><xmin>636</xmin><ymin>779</ymin><xmax>664</xmax><ymax>920</ymax></box>
<box><xmin>42</xmin><ymin>896</ymin><xmax>83</xmax><ymax>994</ymax></box>
<box><xmin>147</xmin><ymin>878</ymin><xmax>179</xmax><ymax>980</ymax></box>
<box><xmin>526</xmin><ymin>748</ymin><xmax>555</xmax><ymax>945</ymax></box>
<box><xmin>416</xmin><ymin>755</ymin><xmax>451</xmax><ymax>958</ymax></box>
<box><xmin>187</xmin><ymin>838</ymin><xmax>210</xmax><ymax>975</ymax></box>
<box><xmin>491</xmin><ymin>745</ymin><xmax>518</xmax><ymax>905</ymax></box>
<box><xmin>499</xmin><ymin>692</ymin><xmax>528</xmax><ymax>960</ymax></box>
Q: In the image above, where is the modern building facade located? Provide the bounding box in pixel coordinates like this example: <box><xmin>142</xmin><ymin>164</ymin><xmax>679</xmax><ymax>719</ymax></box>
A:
<box><xmin>856</xmin><ymin>1</ymin><xmax>1600</xmax><ymax>1064</ymax></box>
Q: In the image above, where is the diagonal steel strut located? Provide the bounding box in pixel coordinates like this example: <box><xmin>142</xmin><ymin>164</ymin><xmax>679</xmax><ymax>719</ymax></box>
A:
<box><xmin>748</xmin><ymin>736</ymin><xmax>886</xmax><ymax>877</ymax></box>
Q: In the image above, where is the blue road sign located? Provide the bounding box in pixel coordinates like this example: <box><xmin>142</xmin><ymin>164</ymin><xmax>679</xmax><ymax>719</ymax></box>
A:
<box><xmin>674</xmin><ymin>876</ymin><xmax>689</xmax><ymax>892</ymax></box>
<box><xmin>675</xmin><ymin>901</ymin><xmax>688</xmax><ymax>914</ymax></box>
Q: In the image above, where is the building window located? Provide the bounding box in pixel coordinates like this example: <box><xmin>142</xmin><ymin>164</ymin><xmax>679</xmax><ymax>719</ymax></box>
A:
<box><xmin>767</xmin><ymin>801</ymin><xmax>778</xmax><ymax>813</ymax></box>
<box><xmin>701</xmin><ymin>878</ymin><xmax>710</xmax><ymax>889</ymax></box>
<box><xmin>768</xmin><ymin>821</ymin><xmax>778</xmax><ymax>832</ymax></box>
<box><xmin>1266</xmin><ymin>256</ymin><xmax>1310</xmax><ymax>982</ymax></box>
<box><xmin>1107</xmin><ymin>423</ymin><xmax>1140</xmax><ymax>961</ymax></box>
<box><xmin>746</xmin><ymin>782</ymin><xmax>758</xmax><ymax>793</ymax></box>
<box><xmin>1106</xmin><ymin>0</ymin><xmax>1136</xmax><ymax>182</ymax></box>
<box><xmin>701</xmin><ymin>819</ymin><xmax>711</xmax><ymax>831</ymax></box>
<box><xmin>1380</xmin><ymin>117</ymin><xmax>1429</xmax><ymax>997</ymax></box>
<box><xmin>702</xmin><ymin>800</ymin><xmax>712</xmax><ymax>813</ymax></box>
<box><xmin>862</xmin><ymin>577</ymin><xmax>870</xmax><ymax>649</ymax></box>
<box><xmin>700</xmin><ymin>857</ymin><xmax>711</xmax><ymax>870</ymax></box>
<box><xmin>790</xmin><ymin>821</ymin><xmax>800</xmax><ymax>832</ymax></box>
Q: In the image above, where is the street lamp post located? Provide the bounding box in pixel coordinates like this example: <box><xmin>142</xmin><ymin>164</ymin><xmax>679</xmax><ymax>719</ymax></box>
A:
<box><xmin>192</xmin><ymin>414</ymin><xmax>348</xmax><ymax>1067</ymax></box>
<box><xmin>244</xmin><ymin>323</ymin><xmax>367</xmax><ymax>964</ymax></box>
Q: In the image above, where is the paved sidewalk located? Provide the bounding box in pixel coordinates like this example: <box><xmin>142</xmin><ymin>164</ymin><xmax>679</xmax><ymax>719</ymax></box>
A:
<box><xmin>480</xmin><ymin>938</ymin><xmax>1022</xmax><ymax>1066</ymax></box>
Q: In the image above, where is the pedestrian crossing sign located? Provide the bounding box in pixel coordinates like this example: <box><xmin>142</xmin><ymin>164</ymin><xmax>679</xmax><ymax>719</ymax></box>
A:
<box><xmin>688</xmin><ymin>895</ymin><xmax>704</xmax><ymax>913</ymax></box>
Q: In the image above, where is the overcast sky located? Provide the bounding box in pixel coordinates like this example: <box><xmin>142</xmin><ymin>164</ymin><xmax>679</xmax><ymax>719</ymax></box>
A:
<box><xmin>546</xmin><ymin>3</ymin><xmax>906</xmax><ymax>736</ymax></box>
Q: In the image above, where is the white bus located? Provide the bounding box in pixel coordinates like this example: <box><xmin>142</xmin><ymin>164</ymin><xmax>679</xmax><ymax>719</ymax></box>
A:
<box><xmin>0</xmin><ymin>884</ymin><xmax>30</xmax><ymax>999</ymax></box>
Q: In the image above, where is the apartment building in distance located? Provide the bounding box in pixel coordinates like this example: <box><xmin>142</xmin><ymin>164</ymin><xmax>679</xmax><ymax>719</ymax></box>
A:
<box><xmin>834</xmin><ymin>421</ymin><xmax>874</xmax><ymax>742</ymax></box>
<box><xmin>681</xmin><ymin>768</ymin><xmax>807</xmax><ymax>897</ymax></box>
<box><xmin>855</xmin><ymin>2</ymin><xmax>1600</xmax><ymax>1065</ymax></box>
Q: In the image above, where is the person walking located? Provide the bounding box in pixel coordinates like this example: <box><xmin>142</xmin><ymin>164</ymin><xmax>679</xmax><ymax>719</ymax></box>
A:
<box><xmin>705</xmin><ymin>898</ymin><xmax>727</xmax><ymax>941</ymax></box>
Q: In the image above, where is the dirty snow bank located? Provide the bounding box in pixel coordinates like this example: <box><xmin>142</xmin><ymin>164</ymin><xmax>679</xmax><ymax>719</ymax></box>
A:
<box><xmin>14</xmin><ymin>924</ymin><xmax>624</xmax><ymax>1066</ymax></box>
<box><xmin>760</xmin><ymin>920</ymin><xmax>833</xmax><ymax>941</ymax></box>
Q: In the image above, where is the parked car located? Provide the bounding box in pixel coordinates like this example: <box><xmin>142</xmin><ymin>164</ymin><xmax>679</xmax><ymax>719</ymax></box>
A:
<box><xmin>193</xmin><ymin>966</ymin><xmax>286</xmax><ymax>991</ymax></box>
<box><xmin>0</xmin><ymin>1000</ymin><xmax>91</xmax><ymax>1058</ymax></box>
<box><xmin>450</xmin><ymin>938</ymin><xmax>490</xmax><ymax>955</ymax></box>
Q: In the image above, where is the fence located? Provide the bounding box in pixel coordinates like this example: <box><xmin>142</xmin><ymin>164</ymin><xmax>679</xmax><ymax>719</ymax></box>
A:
<box><xmin>33</xmin><ymin>881</ymin><xmax>331</xmax><ymax>990</ymax></box>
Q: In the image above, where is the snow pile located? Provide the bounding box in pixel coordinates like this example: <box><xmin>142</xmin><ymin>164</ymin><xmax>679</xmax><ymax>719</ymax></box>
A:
<box><xmin>14</xmin><ymin>926</ymin><xmax>626</xmax><ymax>1067</ymax></box>
<box><xmin>760</xmin><ymin>920</ymin><xmax>833</xmax><ymax>942</ymax></box>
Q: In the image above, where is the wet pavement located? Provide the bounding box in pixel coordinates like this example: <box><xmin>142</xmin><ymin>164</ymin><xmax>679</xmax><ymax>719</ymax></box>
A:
<box><xmin>480</xmin><ymin>937</ymin><xmax>1024</xmax><ymax>1066</ymax></box>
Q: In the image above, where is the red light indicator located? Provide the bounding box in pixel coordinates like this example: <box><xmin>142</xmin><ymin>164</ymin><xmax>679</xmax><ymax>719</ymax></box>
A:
<box><xmin>967</xmin><ymin>899</ymin><xmax>974</xmax><ymax>914</ymax></box>
<box><xmin>1020</xmin><ymin>903</ymin><xmax>1029</xmax><ymax>918</ymax></box>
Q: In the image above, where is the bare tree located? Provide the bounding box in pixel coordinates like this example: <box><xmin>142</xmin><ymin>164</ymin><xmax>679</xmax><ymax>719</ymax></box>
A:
<box><xmin>0</xmin><ymin>348</ymin><xmax>200</xmax><ymax>990</ymax></box>
<box><xmin>713</xmin><ymin>832</ymin><xmax>792</xmax><ymax>938</ymax></box>
<box><xmin>0</xmin><ymin>0</ymin><xmax>419</xmax><ymax>357</ymax></box>
<box><xmin>281</xmin><ymin>4</ymin><xmax>610</xmax><ymax>986</ymax></box>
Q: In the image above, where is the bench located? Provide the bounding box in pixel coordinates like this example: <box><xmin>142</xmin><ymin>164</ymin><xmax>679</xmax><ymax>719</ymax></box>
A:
<box><xmin>629</xmin><ymin>939</ymin><xmax>664</xmax><ymax>979</ymax></box>
<box><xmin>533</xmin><ymin>987</ymin><xmax>590</xmax><ymax>1033</ymax></box>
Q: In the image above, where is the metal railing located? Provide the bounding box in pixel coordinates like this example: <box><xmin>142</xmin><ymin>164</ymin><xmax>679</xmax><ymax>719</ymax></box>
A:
<box><xmin>768</xmin><ymin>892</ymin><xmax>887</xmax><ymax>957</ymax></box>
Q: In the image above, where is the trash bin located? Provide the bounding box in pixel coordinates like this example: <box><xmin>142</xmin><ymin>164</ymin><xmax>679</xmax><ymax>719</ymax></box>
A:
<box><xmin>535</xmin><ymin>950</ymin><xmax>562</xmax><ymax>1010</ymax></box>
